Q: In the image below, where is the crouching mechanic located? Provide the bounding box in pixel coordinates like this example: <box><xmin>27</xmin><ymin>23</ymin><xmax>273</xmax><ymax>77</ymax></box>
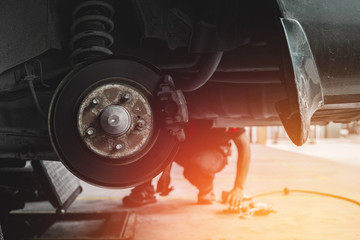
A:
<box><xmin>123</xmin><ymin>120</ymin><xmax>251</xmax><ymax>209</ymax></box>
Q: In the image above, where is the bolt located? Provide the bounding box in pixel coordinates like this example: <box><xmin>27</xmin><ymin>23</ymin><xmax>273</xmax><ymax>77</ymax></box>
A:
<box><xmin>122</xmin><ymin>92</ymin><xmax>132</xmax><ymax>102</ymax></box>
<box><xmin>86</xmin><ymin>127</ymin><xmax>96</xmax><ymax>136</ymax></box>
<box><xmin>136</xmin><ymin>120</ymin><xmax>146</xmax><ymax>130</ymax></box>
<box><xmin>91</xmin><ymin>97</ymin><xmax>100</xmax><ymax>106</ymax></box>
<box><xmin>115</xmin><ymin>143</ymin><xmax>123</xmax><ymax>150</ymax></box>
<box><xmin>57</xmin><ymin>208</ymin><xmax>66</xmax><ymax>215</ymax></box>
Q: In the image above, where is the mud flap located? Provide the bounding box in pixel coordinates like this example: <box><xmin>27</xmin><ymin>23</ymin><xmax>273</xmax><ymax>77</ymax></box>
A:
<box><xmin>277</xmin><ymin>18</ymin><xmax>324</xmax><ymax>146</ymax></box>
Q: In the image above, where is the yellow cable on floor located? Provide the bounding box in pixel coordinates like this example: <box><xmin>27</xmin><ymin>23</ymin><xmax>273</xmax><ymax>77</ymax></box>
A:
<box><xmin>252</xmin><ymin>187</ymin><xmax>360</xmax><ymax>207</ymax></box>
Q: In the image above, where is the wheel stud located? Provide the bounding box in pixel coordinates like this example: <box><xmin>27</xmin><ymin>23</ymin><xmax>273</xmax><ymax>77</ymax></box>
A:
<box><xmin>122</xmin><ymin>92</ymin><xmax>132</xmax><ymax>102</ymax></box>
<box><xmin>91</xmin><ymin>97</ymin><xmax>100</xmax><ymax>106</ymax></box>
<box><xmin>115</xmin><ymin>143</ymin><xmax>123</xmax><ymax>150</ymax></box>
<box><xmin>136</xmin><ymin>120</ymin><xmax>146</xmax><ymax>130</ymax></box>
<box><xmin>86</xmin><ymin>127</ymin><xmax>96</xmax><ymax>136</ymax></box>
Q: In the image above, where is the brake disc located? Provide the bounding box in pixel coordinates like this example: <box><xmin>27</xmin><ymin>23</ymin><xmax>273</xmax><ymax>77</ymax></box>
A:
<box><xmin>49</xmin><ymin>57</ymin><xmax>178</xmax><ymax>188</ymax></box>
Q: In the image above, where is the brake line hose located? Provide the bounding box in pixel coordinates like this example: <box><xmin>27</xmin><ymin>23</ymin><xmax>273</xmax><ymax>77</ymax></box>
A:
<box><xmin>24</xmin><ymin>61</ymin><xmax>47</xmax><ymax>119</ymax></box>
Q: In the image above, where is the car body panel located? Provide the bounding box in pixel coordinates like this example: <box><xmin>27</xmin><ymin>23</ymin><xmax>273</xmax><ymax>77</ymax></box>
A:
<box><xmin>277</xmin><ymin>0</ymin><xmax>360</xmax><ymax>102</ymax></box>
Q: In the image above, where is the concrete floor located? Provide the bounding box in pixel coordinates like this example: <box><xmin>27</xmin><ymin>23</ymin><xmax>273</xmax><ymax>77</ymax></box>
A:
<box><xmin>23</xmin><ymin>143</ymin><xmax>360</xmax><ymax>240</ymax></box>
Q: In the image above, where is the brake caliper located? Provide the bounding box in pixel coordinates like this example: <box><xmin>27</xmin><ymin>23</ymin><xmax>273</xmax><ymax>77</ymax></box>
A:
<box><xmin>158</xmin><ymin>75</ymin><xmax>189</xmax><ymax>142</ymax></box>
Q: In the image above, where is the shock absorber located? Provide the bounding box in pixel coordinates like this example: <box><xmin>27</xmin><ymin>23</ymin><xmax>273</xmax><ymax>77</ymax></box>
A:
<box><xmin>70</xmin><ymin>0</ymin><xmax>115</xmax><ymax>66</ymax></box>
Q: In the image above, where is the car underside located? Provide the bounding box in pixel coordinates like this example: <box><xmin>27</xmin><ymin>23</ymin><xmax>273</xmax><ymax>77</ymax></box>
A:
<box><xmin>0</xmin><ymin>0</ymin><xmax>360</xmax><ymax>192</ymax></box>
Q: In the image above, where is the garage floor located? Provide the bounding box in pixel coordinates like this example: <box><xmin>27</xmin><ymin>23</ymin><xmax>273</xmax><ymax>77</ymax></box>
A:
<box><xmin>22</xmin><ymin>142</ymin><xmax>360</xmax><ymax>240</ymax></box>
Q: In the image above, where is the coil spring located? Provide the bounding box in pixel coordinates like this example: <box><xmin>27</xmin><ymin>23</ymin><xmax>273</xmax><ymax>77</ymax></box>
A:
<box><xmin>70</xmin><ymin>0</ymin><xmax>114</xmax><ymax>66</ymax></box>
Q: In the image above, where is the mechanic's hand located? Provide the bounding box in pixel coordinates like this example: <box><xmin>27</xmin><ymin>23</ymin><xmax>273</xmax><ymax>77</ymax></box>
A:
<box><xmin>226</xmin><ymin>187</ymin><xmax>244</xmax><ymax>210</ymax></box>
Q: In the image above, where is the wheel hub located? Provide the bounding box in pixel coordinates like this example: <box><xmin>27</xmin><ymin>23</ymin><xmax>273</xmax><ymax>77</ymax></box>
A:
<box><xmin>49</xmin><ymin>57</ymin><xmax>179</xmax><ymax>188</ymax></box>
<box><xmin>77</xmin><ymin>82</ymin><xmax>153</xmax><ymax>159</ymax></box>
<box><xmin>100</xmin><ymin>105</ymin><xmax>131</xmax><ymax>135</ymax></box>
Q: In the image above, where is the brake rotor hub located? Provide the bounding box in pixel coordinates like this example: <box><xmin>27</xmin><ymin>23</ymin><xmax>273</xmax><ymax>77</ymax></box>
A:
<box><xmin>49</xmin><ymin>57</ymin><xmax>179</xmax><ymax>188</ymax></box>
<box><xmin>77</xmin><ymin>82</ymin><xmax>153</xmax><ymax>159</ymax></box>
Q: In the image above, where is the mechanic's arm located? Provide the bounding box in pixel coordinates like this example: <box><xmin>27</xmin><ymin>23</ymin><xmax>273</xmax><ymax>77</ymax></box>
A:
<box><xmin>226</xmin><ymin>132</ymin><xmax>251</xmax><ymax>209</ymax></box>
